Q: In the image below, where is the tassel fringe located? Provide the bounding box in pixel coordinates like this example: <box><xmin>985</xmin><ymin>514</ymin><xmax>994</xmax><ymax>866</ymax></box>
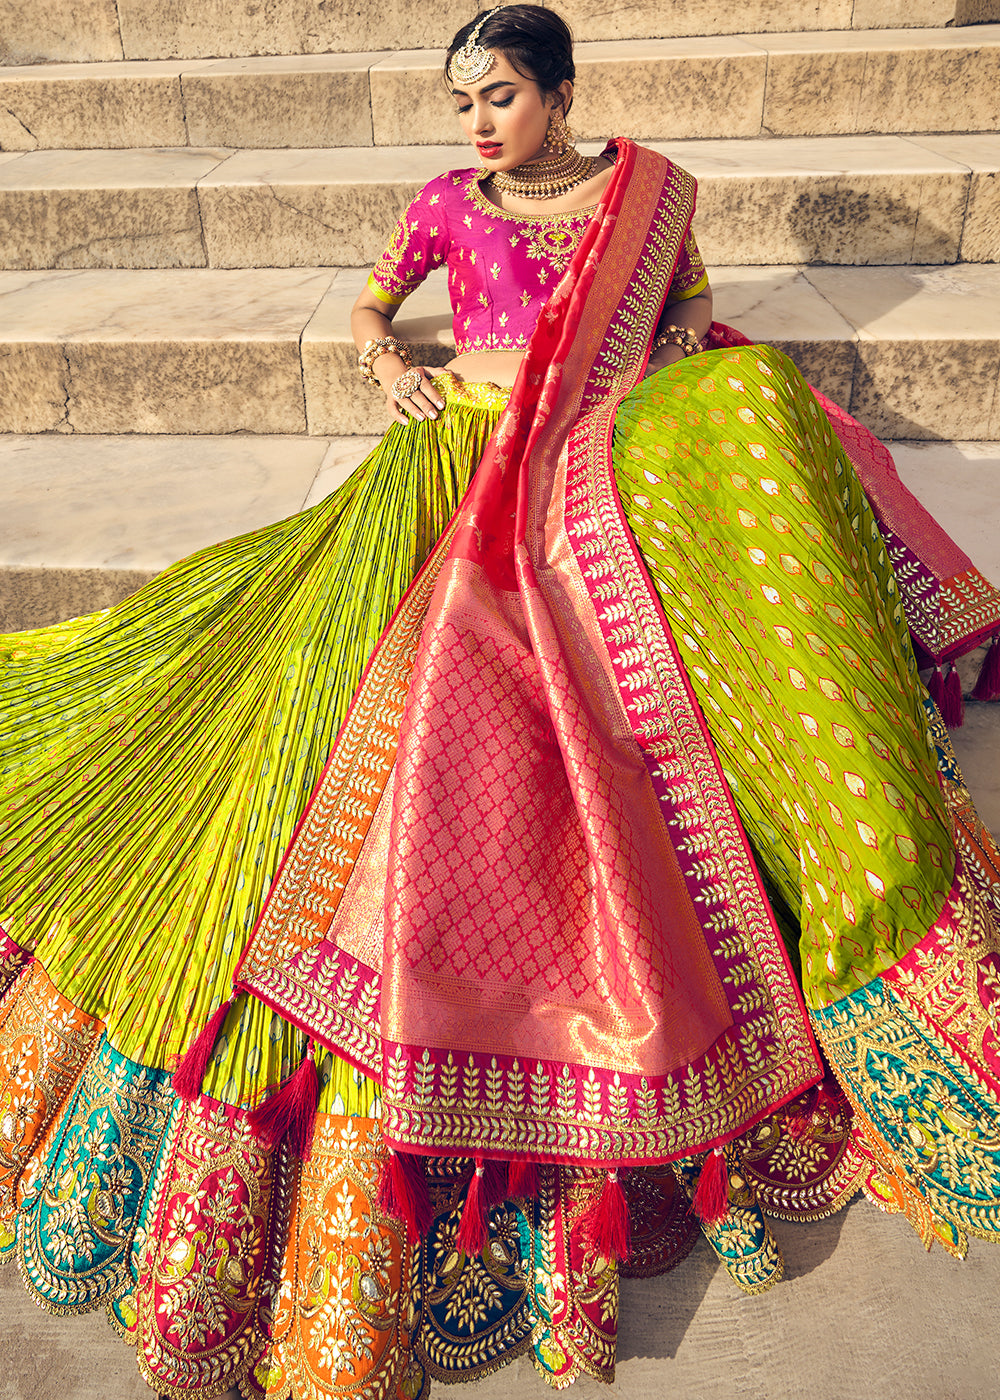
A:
<box><xmin>941</xmin><ymin>663</ymin><xmax>964</xmax><ymax>728</ymax></box>
<box><xmin>248</xmin><ymin>1041</ymin><xmax>319</xmax><ymax>1159</ymax></box>
<box><xmin>692</xmin><ymin>1147</ymin><xmax>729</xmax><ymax>1225</ymax></box>
<box><xmin>972</xmin><ymin>633</ymin><xmax>1000</xmax><ymax>702</ymax></box>
<box><xmin>376</xmin><ymin>1150</ymin><xmax>434</xmax><ymax>1243</ymax></box>
<box><xmin>507</xmin><ymin>1158</ymin><xmax>540</xmax><ymax>1200</ymax></box>
<box><xmin>172</xmin><ymin>996</ymin><xmax>234</xmax><ymax>1102</ymax></box>
<box><xmin>482</xmin><ymin>1158</ymin><xmax>508</xmax><ymax>1208</ymax></box>
<box><xmin>577</xmin><ymin>1169</ymin><xmax>631</xmax><ymax>1263</ymax></box>
<box><xmin>926</xmin><ymin>665</ymin><xmax>945</xmax><ymax>712</ymax></box>
<box><xmin>456</xmin><ymin>1159</ymin><xmax>489</xmax><ymax>1257</ymax></box>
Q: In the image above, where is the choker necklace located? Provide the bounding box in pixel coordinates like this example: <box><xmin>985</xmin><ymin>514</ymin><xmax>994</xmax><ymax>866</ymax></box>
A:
<box><xmin>488</xmin><ymin>147</ymin><xmax>597</xmax><ymax>200</ymax></box>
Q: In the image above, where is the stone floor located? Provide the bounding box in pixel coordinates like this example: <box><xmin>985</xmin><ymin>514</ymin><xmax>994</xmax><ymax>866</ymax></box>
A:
<box><xmin>5</xmin><ymin>1195</ymin><xmax>1000</xmax><ymax>1399</ymax></box>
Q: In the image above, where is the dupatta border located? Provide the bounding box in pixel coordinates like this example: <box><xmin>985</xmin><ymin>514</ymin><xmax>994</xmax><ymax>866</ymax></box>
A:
<box><xmin>375</xmin><ymin>147</ymin><xmax>820</xmax><ymax>1164</ymax></box>
<box><xmin>239</xmin><ymin>143</ymin><xmax>821</xmax><ymax>1166</ymax></box>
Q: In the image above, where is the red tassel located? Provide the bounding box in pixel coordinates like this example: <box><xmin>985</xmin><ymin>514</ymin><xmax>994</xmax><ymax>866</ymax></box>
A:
<box><xmin>456</xmin><ymin>1159</ymin><xmax>489</xmax><ymax>1257</ymax></box>
<box><xmin>507</xmin><ymin>1158</ymin><xmax>540</xmax><ymax>1200</ymax></box>
<box><xmin>941</xmin><ymin>663</ymin><xmax>964</xmax><ymax>728</ymax></box>
<box><xmin>926</xmin><ymin>665</ymin><xmax>945</xmax><ymax>711</ymax></box>
<box><xmin>814</xmin><ymin>1082</ymin><xmax>841</xmax><ymax>1116</ymax></box>
<box><xmin>578</xmin><ymin>1169</ymin><xmax>631</xmax><ymax>1263</ymax></box>
<box><xmin>172</xmin><ymin>996</ymin><xmax>234</xmax><ymax>1102</ymax></box>
<box><xmin>692</xmin><ymin>1147</ymin><xmax>729</xmax><ymax>1225</ymax></box>
<box><xmin>972</xmin><ymin>633</ymin><xmax>1000</xmax><ymax>702</ymax></box>
<box><xmin>482</xmin><ymin>1158</ymin><xmax>508</xmax><ymax>1208</ymax></box>
<box><xmin>376</xmin><ymin>1150</ymin><xmax>434</xmax><ymax>1243</ymax></box>
<box><xmin>248</xmin><ymin>1042</ymin><xmax>319</xmax><ymax>1159</ymax></box>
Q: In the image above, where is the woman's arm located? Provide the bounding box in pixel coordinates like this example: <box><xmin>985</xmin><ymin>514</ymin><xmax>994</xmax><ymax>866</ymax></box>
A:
<box><xmin>643</xmin><ymin>286</ymin><xmax>714</xmax><ymax>380</ymax></box>
<box><xmin>351</xmin><ymin>286</ymin><xmax>446</xmax><ymax>425</ymax></box>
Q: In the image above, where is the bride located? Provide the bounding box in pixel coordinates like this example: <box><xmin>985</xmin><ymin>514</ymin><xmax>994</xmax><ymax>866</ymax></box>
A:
<box><xmin>3</xmin><ymin>5</ymin><xmax>1000</xmax><ymax>1397</ymax></box>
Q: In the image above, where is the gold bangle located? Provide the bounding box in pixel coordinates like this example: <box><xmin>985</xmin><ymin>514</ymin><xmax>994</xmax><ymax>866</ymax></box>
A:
<box><xmin>359</xmin><ymin>335</ymin><xmax>412</xmax><ymax>388</ymax></box>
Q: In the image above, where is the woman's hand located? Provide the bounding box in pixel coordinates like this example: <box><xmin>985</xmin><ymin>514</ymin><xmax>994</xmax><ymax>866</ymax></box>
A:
<box><xmin>375</xmin><ymin>357</ymin><xmax>446</xmax><ymax>425</ymax></box>
<box><xmin>642</xmin><ymin>342</ymin><xmax>686</xmax><ymax>382</ymax></box>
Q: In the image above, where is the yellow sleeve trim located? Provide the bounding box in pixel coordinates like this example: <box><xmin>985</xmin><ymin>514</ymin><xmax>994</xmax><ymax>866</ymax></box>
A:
<box><xmin>666</xmin><ymin>271</ymin><xmax>709</xmax><ymax>304</ymax></box>
<box><xmin>367</xmin><ymin>274</ymin><xmax>406</xmax><ymax>307</ymax></box>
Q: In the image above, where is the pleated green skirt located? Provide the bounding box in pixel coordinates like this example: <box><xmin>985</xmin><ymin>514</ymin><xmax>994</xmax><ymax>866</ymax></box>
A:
<box><xmin>0</xmin><ymin>350</ymin><xmax>956</xmax><ymax>1120</ymax></box>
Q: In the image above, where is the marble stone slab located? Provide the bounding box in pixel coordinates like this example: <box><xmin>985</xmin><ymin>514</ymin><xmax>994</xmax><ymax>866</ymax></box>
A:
<box><xmin>0</xmin><ymin>267</ymin><xmax>333</xmax><ymax>433</ymax></box>
<box><xmin>0</xmin><ymin>147</ymin><xmax>231</xmax><ymax>271</ymax></box>
<box><xmin>193</xmin><ymin>138</ymin><xmax>977</xmax><ymax>271</ymax></box>
<box><xmin>302</xmin><ymin>267</ymin><xmax>454</xmax><ymax>435</ymax></box>
<box><xmin>197</xmin><ymin>145</ymin><xmax>466</xmax><ymax>268</ymax></box>
<box><xmin>851</xmin><ymin>0</ymin><xmax>959</xmax><ymax>22</ymax></box>
<box><xmin>370</xmin><ymin>38</ymin><xmax>768</xmax><ymax>146</ymax></box>
<box><xmin>758</xmin><ymin>26</ymin><xmax>1000</xmax><ymax>135</ymax></box>
<box><xmin>806</xmin><ymin>264</ymin><xmax>1000</xmax><ymax>439</ymax></box>
<box><xmin>0</xmin><ymin>61</ymin><xmax>190</xmax><ymax>151</ymax></box>
<box><xmin>0</xmin><ymin>344</ymin><xmax>70</xmax><ymax>432</ymax></box>
<box><xmin>302</xmin><ymin>437</ymin><xmax>385</xmax><ymax>506</ymax></box>
<box><xmin>369</xmin><ymin>50</ymin><xmax>465</xmax><ymax>148</ymax></box>
<box><xmin>910</xmin><ymin>134</ymin><xmax>1000</xmax><ymax>262</ymax></box>
<box><xmin>117</xmin><ymin>0</ymin><xmax>478</xmax><ymax>60</ymax></box>
<box><xmin>0</xmin><ymin>434</ymin><xmax>330</xmax><ymax>568</ymax></box>
<box><xmin>560</xmin><ymin>0</ymin><xmax>852</xmax><ymax>41</ymax></box>
<box><xmin>0</xmin><ymin>0</ymin><xmax>123</xmax><ymax>64</ymax></box>
<box><xmin>182</xmin><ymin>54</ymin><xmax>380</xmax><ymax>149</ymax></box>
<box><xmin>656</xmin><ymin>135</ymin><xmax>970</xmax><ymax>265</ymax></box>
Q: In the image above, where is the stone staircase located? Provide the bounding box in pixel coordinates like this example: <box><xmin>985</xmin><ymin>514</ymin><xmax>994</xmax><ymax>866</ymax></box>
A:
<box><xmin>1</xmin><ymin>4</ymin><xmax>998</xmax><ymax>745</ymax></box>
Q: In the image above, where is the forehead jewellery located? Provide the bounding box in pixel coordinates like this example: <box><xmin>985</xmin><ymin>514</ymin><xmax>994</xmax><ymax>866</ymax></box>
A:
<box><xmin>449</xmin><ymin>6</ymin><xmax>503</xmax><ymax>85</ymax></box>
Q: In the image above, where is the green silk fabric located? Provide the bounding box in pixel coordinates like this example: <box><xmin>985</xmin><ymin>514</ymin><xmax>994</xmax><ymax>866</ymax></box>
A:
<box><xmin>0</xmin><ymin>350</ymin><xmax>955</xmax><ymax>1135</ymax></box>
<box><xmin>613</xmin><ymin>347</ymin><xmax>951</xmax><ymax>1007</ymax></box>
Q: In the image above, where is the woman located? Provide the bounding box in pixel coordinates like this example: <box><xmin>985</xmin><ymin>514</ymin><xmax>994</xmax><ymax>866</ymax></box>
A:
<box><xmin>2</xmin><ymin>6</ymin><xmax>1000</xmax><ymax>1397</ymax></box>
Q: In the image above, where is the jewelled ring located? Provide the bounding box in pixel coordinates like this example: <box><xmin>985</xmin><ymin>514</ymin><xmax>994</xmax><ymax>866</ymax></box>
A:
<box><xmin>392</xmin><ymin>369</ymin><xmax>423</xmax><ymax>402</ymax></box>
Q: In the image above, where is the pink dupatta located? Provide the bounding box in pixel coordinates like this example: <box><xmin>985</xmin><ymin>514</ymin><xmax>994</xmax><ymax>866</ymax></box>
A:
<box><xmin>226</xmin><ymin>141</ymin><xmax>821</xmax><ymax>1170</ymax></box>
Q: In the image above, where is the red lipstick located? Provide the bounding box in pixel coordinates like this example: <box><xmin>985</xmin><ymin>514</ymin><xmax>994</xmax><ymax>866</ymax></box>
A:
<box><xmin>477</xmin><ymin>142</ymin><xmax>502</xmax><ymax>158</ymax></box>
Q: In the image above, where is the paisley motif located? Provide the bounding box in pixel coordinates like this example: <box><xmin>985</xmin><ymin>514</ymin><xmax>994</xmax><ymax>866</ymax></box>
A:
<box><xmin>134</xmin><ymin>1096</ymin><xmax>283</xmax><ymax>1395</ymax></box>
<box><xmin>253</xmin><ymin>1114</ymin><xmax>419</xmax><ymax>1400</ymax></box>
<box><xmin>813</xmin><ymin>864</ymin><xmax>1000</xmax><ymax>1256</ymax></box>
<box><xmin>619</xmin><ymin>1164</ymin><xmax>699</xmax><ymax>1278</ymax></box>
<box><xmin>672</xmin><ymin>1148</ymin><xmax>784</xmax><ymax>1295</ymax></box>
<box><xmin>735</xmin><ymin>1074</ymin><xmax>866</xmax><ymax>1221</ymax></box>
<box><xmin>16</xmin><ymin>1036</ymin><xmax>176</xmax><ymax>1314</ymax></box>
<box><xmin>416</xmin><ymin>1162</ymin><xmax>533</xmax><ymax>1385</ymax></box>
<box><xmin>0</xmin><ymin>962</ymin><xmax>101</xmax><ymax>1244</ymax></box>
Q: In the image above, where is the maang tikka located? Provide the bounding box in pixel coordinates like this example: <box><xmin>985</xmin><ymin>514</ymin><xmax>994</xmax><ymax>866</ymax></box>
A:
<box><xmin>449</xmin><ymin>6</ymin><xmax>503</xmax><ymax>85</ymax></box>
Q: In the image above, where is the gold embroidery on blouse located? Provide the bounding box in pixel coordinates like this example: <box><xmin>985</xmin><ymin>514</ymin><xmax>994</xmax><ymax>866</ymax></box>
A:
<box><xmin>466</xmin><ymin>170</ymin><xmax>598</xmax><ymax>226</ymax></box>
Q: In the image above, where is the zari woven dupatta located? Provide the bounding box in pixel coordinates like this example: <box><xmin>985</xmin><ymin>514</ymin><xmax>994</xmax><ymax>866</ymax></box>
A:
<box><xmin>233</xmin><ymin>140</ymin><xmax>821</xmax><ymax>1169</ymax></box>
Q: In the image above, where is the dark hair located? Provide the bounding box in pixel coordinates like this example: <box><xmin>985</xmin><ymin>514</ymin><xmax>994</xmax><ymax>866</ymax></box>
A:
<box><xmin>445</xmin><ymin>5</ymin><xmax>575</xmax><ymax>94</ymax></box>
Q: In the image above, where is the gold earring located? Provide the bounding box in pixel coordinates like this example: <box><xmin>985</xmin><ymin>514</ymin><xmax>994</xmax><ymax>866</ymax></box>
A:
<box><xmin>546</xmin><ymin>106</ymin><xmax>574</xmax><ymax>155</ymax></box>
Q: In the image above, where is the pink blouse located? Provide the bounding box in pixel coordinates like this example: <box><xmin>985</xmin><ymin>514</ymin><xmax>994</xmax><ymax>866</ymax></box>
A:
<box><xmin>368</xmin><ymin>163</ymin><xmax>708</xmax><ymax>356</ymax></box>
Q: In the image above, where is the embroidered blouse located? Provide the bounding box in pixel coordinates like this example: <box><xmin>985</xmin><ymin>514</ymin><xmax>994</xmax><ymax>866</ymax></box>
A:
<box><xmin>368</xmin><ymin>163</ymin><xmax>708</xmax><ymax>356</ymax></box>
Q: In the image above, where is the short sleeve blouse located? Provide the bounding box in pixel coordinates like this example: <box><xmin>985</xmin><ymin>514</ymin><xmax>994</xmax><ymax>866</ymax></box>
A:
<box><xmin>368</xmin><ymin>165</ymin><xmax>708</xmax><ymax>355</ymax></box>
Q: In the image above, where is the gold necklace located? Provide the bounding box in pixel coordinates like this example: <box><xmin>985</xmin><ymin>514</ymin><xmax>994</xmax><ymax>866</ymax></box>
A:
<box><xmin>488</xmin><ymin>147</ymin><xmax>597</xmax><ymax>200</ymax></box>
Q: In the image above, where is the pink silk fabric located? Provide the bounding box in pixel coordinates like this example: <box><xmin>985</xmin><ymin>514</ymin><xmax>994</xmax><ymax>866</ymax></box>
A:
<box><xmin>238</xmin><ymin>141</ymin><xmax>820</xmax><ymax>1168</ymax></box>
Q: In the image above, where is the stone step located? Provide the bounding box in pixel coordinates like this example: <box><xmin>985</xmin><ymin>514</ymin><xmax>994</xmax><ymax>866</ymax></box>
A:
<box><xmin>2</xmin><ymin>29</ymin><xmax>999</xmax><ymax>151</ymax></box>
<box><xmin>0</xmin><ymin>262</ymin><xmax>997</xmax><ymax>439</ymax></box>
<box><xmin>2</xmin><ymin>428</ymin><xmax>998</xmax><ymax>845</ymax></box>
<box><xmin>6</xmin><ymin>0</ymin><xmax>998</xmax><ymax>66</ymax></box>
<box><xmin>0</xmin><ymin>135</ymin><xmax>996</xmax><ymax>272</ymax></box>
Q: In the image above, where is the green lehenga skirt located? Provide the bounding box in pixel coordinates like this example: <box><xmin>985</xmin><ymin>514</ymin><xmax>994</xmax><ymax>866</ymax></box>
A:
<box><xmin>1</xmin><ymin>350</ymin><xmax>998</xmax><ymax>1396</ymax></box>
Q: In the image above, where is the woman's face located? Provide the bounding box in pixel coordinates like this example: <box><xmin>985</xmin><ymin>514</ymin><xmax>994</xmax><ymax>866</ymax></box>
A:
<box><xmin>450</xmin><ymin>50</ymin><xmax>571</xmax><ymax>169</ymax></box>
